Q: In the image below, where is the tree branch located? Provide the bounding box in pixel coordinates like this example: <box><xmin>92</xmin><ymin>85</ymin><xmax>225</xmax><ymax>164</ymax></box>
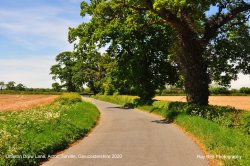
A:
<box><xmin>204</xmin><ymin>3</ymin><xmax>250</xmax><ymax>42</ymax></box>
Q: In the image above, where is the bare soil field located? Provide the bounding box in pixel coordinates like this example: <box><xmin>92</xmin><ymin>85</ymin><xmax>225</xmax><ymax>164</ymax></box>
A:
<box><xmin>0</xmin><ymin>95</ymin><xmax>58</xmax><ymax>111</ymax></box>
<box><xmin>154</xmin><ymin>96</ymin><xmax>250</xmax><ymax>111</ymax></box>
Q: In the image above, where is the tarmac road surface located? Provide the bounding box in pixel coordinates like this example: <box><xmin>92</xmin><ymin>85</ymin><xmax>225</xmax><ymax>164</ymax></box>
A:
<box><xmin>43</xmin><ymin>98</ymin><xmax>208</xmax><ymax>166</ymax></box>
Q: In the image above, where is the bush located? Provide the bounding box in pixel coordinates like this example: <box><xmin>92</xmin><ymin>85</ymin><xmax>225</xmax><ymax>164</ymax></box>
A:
<box><xmin>138</xmin><ymin>99</ymin><xmax>250</xmax><ymax>134</ymax></box>
<box><xmin>185</xmin><ymin>104</ymin><xmax>250</xmax><ymax>134</ymax></box>
<box><xmin>55</xmin><ymin>93</ymin><xmax>82</xmax><ymax>105</ymax></box>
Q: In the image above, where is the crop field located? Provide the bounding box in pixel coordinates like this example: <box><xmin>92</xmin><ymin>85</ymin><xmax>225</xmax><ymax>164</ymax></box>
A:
<box><xmin>154</xmin><ymin>96</ymin><xmax>250</xmax><ymax>111</ymax></box>
<box><xmin>0</xmin><ymin>94</ymin><xmax>58</xmax><ymax>111</ymax></box>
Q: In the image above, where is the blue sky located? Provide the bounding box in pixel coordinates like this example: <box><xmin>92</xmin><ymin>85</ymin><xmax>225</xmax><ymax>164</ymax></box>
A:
<box><xmin>0</xmin><ymin>0</ymin><xmax>90</xmax><ymax>88</ymax></box>
<box><xmin>0</xmin><ymin>0</ymin><xmax>249</xmax><ymax>88</ymax></box>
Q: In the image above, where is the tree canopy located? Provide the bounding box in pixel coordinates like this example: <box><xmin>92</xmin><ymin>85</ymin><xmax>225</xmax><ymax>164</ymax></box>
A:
<box><xmin>6</xmin><ymin>81</ymin><xmax>16</xmax><ymax>90</ymax></box>
<box><xmin>0</xmin><ymin>81</ymin><xmax>4</xmax><ymax>90</ymax></box>
<box><xmin>16</xmin><ymin>83</ymin><xmax>26</xmax><ymax>91</ymax></box>
<box><xmin>50</xmin><ymin>51</ymin><xmax>78</xmax><ymax>92</ymax></box>
<box><xmin>67</xmin><ymin>0</ymin><xmax>250</xmax><ymax>104</ymax></box>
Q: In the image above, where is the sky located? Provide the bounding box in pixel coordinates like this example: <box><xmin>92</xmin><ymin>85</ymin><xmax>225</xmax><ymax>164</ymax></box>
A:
<box><xmin>0</xmin><ymin>0</ymin><xmax>90</xmax><ymax>88</ymax></box>
<box><xmin>0</xmin><ymin>0</ymin><xmax>249</xmax><ymax>89</ymax></box>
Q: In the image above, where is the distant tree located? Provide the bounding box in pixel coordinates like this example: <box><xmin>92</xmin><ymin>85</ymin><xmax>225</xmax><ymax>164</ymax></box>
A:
<box><xmin>15</xmin><ymin>83</ymin><xmax>26</xmax><ymax>91</ymax></box>
<box><xmin>52</xmin><ymin>82</ymin><xmax>62</xmax><ymax>92</ymax></box>
<box><xmin>6</xmin><ymin>81</ymin><xmax>16</xmax><ymax>90</ymax></box>
<box><xmin>73</xmin><ymin>51</ymin><xmax>114</xmax><ymax>94</ymax></box>
<box><xmin>240</xmin><ymin>87</ymin><xmax>250</xmax><ymax>94</ymax></box>
<box><xmin>50</xmin><ymin>51</ymin><xmax>78</xmax><ymax>92</ymax></box>
<box><xmin>0</xmin><ymin>81</ymin><xmax>4</xmax><ymax>90</ymax></box>
<box><xmin>210</xmin><ymin>86</ymin><xmax>230</xmax><ymax>95</ymax></box>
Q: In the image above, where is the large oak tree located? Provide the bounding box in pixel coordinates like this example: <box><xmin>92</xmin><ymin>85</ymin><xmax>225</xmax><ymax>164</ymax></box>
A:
<box><xmin>71</xmin><ymin>0</ymin><xmax>250</xmax><ymax>105</ymax></box>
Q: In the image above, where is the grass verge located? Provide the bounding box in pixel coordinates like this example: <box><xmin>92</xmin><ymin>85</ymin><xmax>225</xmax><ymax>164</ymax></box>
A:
<box><xmin>94</xmin><ymin>95</ymin><xmax>250</xmax><ymax>166</ymax></box>
<box><xmin>0</xmin><ymin>93</ymin><xmax>99</xmax><ymax>166</ymax></box>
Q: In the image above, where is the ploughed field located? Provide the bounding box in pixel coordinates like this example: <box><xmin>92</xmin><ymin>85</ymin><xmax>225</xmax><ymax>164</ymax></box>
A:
<box><xmin>0</xmin><ymin>95</ymin><xmax>58</xmax><ymax>111</ymax></box>
<box><xmin>154</xmin><ymin>96</ymin><xmax>250</xmax><ymax>111</ymax></box>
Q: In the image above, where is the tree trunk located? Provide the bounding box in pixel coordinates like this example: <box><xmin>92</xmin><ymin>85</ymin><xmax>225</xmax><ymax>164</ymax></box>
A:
<box><xmin>176</xmin><ymin>32</ymin><xmax>210</xmax><ymax>105</ymax></box>
<box><xmin>183</xmin><ymin>64</ymin><xmax>210</xmax><ymax>105</ymax></box>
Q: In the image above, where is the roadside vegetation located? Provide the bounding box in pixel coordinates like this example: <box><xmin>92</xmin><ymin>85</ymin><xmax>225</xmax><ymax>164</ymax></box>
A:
<box><xmin>0</xmin><ymin>93</ymin><xmax>99</xmax><ymax>166</ymax></box>
<box><xmin>93</xmin><ymin>95</ymin><xmax>250</xmax><ymax>165</ymax></box>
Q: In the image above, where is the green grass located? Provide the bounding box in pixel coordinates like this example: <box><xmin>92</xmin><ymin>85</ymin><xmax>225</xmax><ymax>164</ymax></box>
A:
<box><xmin>94</xmin><ymin>95</ymin><xmax>250</xmax><ymax>165</ymax></box>
<box><xmin>0</xmin><ymin>94</ymin><xmax>99</xmax><ymax>166</ymax></box>
<box><xmin>93</xmin><ymin>94</ymin><xmax>138</xmax><ymax>106</ymax></box>
<box><xmin>175</xmin><ymin>114</ymin><xmax>250</xmax><ymax>166</ymax></box>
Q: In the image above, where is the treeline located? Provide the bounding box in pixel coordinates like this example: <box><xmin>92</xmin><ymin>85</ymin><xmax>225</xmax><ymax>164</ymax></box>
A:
<box><xmin>157</xmin><ymin>87</ymin><xmax>250</xmax><ymax>96</ymax></box>
<box><xmin>210</xmin><ymin>87</ymin><xmax>250</xmax><ymax>95</ymax></box>
<box><xmin>0</xmin><ymin>81</ymin><xmax>62</xmax><ymax>94</ymax></box>
<box><xmin>0</xmin><ymin>81</ymin><xmax>26</xmax><ymax>91</ymax></box>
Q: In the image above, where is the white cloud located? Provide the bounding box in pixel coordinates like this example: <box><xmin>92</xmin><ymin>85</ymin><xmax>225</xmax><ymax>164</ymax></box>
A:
<box><xmin>0</xmin><ymin>57</ymin><xmax>55</xmax><ymax>88</ymax></box>
<box><xmin>0</xmin><ymin>6</ymin><xmax>83</xmax><ymax>50</ymax></box>
<box><xmin>0</xmin><ymin>2</ymin><xmax>90</xmax><ymax>88</ymax></box>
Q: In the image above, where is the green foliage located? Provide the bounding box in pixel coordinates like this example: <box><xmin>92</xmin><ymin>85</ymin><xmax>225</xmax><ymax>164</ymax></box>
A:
<box><xmin>0</xmin><ymin>97</ymin><xmax>99</xmax><ymax>165</ymax></box>
<box><xmin>50</xmin><ymin>51</ymin><xmax>78</xmax><ymax>92</ymax></box>
<box><xmin>52</xmin><ymin>82</ymin><xmax>62</xmax><ymax>92</ymax></box>
<box><xmin>71</xmin><ymin>0</ymin><xmax>250</xmax><ymax>105</ymax></box>
<box><xmin>73</xmin><ymin>52</ymin><xmax>116</xmax><ymax>95</ymax></box>
<box><xmin>80</xmin><ymin>87</ymin><xmax>93</xmax><ymax>95</ymax></box>
<box><xmin>0</xmin><ymin>81</ymin><xmax>4</xmax><ymax>90</ymax></box>
<box><xmin>156</xmin><ymin>87</ymin><xmax>185</xmax><ymax>96</ymax></box>
<box><xmin>93</xmin><ymin>94</ymin><xmax>139</xmax><ymax>107</ymax></box>
<box><xmin>208</xmin><ymin>16</ymin><xmax>250</xmax><ymax>86</ymax></box>
<box><xmin>148</xmin><ymin>100</ymin><xmax>250</xmax><ymax>134</ymax></box>
<box><xmin>209</xmin><ymin>87</ymin><xmax>230</xmax><ymax>95</ymax></box>
<box><xmin>6</xmin><ymin>81</ymin><xmax>16</xmax><ymax>90</ymax></box>
<box><xmin>175</xmin><ymin>114</ymin><xmax>250</xmax><ymax>166</ymax></box>
<box><xmin>69</xmin><ymin>1</ymin><xmax>180</xmax><ymax>100</ymax></box>
<box><xmin>54</xmin><ymin>92</ymin><xmax>82</xmax><ymax>105</ymax></box>
<box><xmin>15</xmin><ymin>83</ymin><xmax>26</xmax><ymax>91</ymax></box>
<box><xmin>240</xmin><ymin>87</ymin><xmax>250</xmax><ymax>94</ymax></box>
<box><xmin>186</xmin><ymin>105</ymin><xmax>250</xmax><ymax>134</ymax></box>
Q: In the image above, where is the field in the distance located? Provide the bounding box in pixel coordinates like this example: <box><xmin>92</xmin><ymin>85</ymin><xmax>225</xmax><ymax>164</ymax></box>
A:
<box><xmin>154</xmin><ymin>96</ymin><xmax>250</xmax><ymax>111</ymax></box>
<box><xmin>0</xmin><ymin>94</ymin><xmax>58</xmax><ymax>111</ymax></box>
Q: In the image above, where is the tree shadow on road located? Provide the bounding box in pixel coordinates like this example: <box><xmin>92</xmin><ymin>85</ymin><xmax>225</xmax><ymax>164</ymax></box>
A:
<box><xmin>151</xmin><ymin>119</ymin><xmax>172</xmax><ymax>124</ymax></box>
<box><xmin>106</xmin><ymin>106</ymin><xmax>132</xmax><ymax>110</ymax></box>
